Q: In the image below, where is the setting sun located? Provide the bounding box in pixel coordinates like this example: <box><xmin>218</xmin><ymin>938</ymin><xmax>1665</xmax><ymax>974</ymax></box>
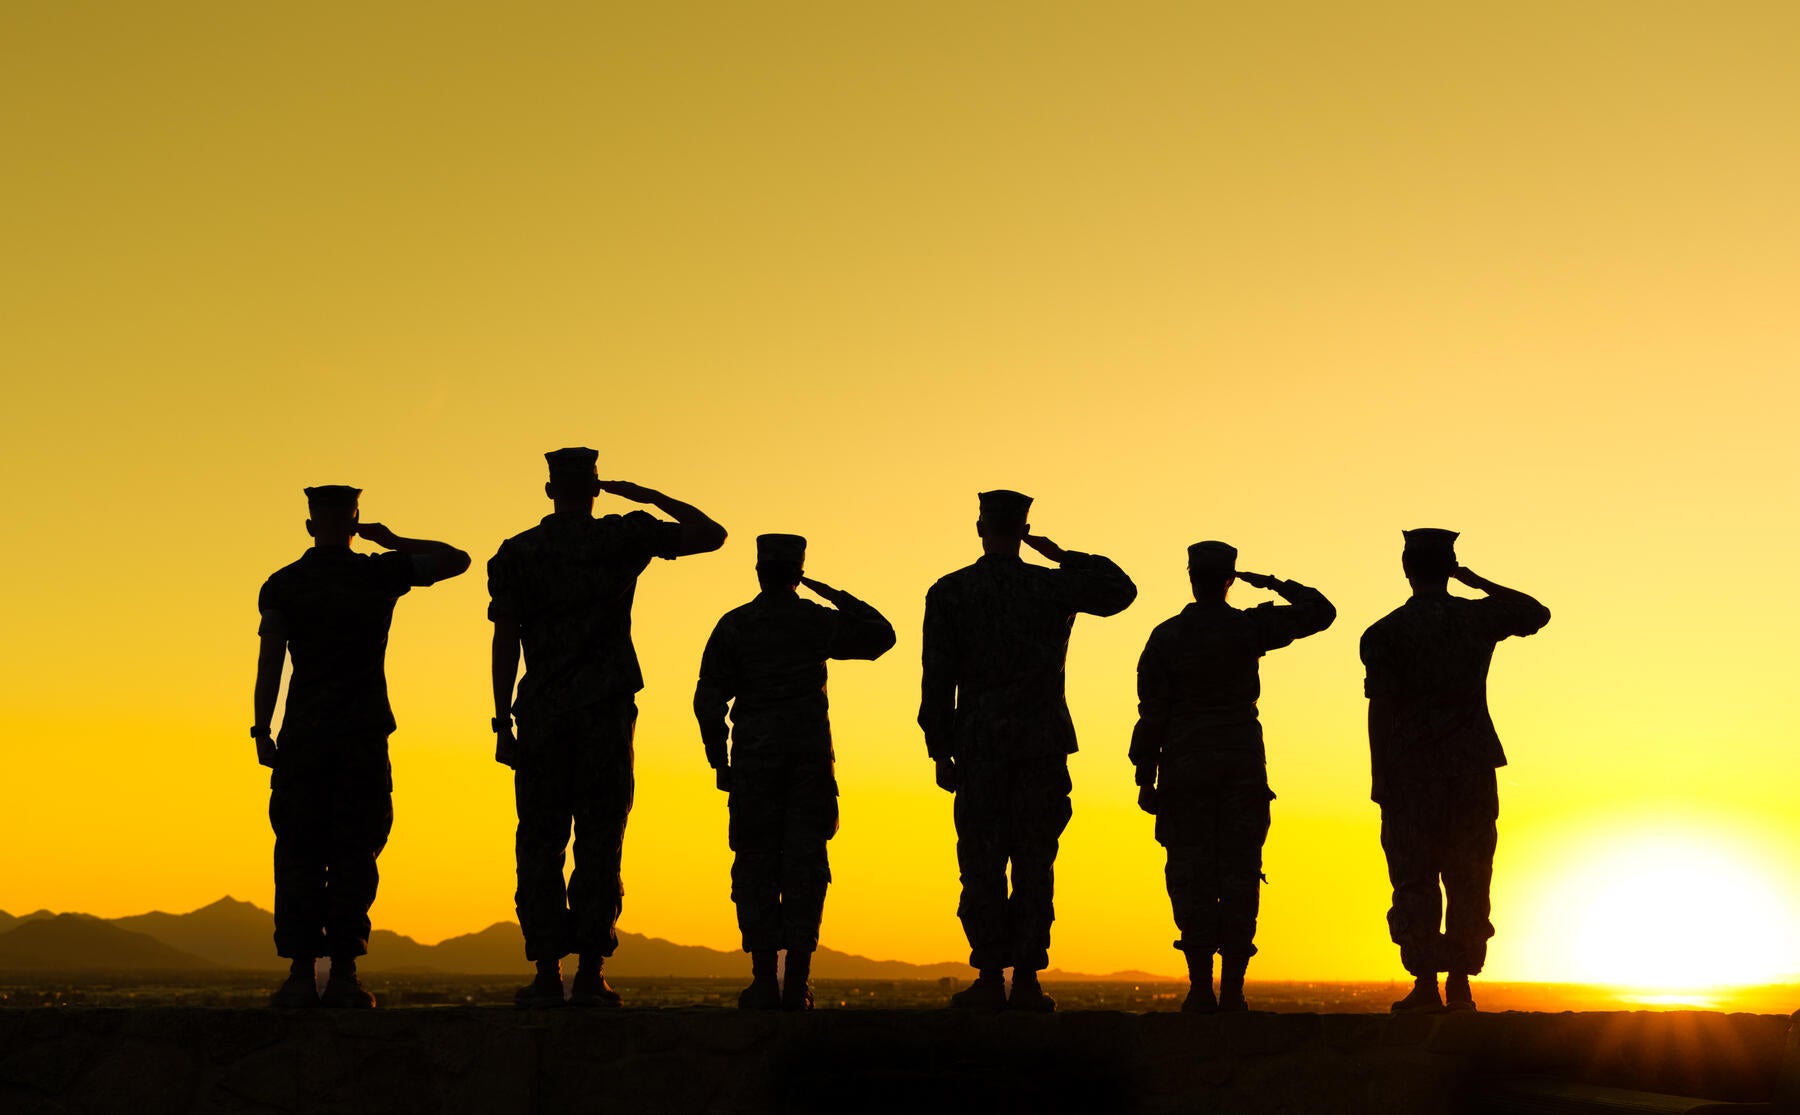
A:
<box><xmin>1531</xmin><ymin>829</ymin><xmax>1798</xmax><ymax>992</ymax></box>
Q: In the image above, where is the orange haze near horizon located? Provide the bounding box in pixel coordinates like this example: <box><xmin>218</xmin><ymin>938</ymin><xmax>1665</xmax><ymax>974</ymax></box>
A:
<box><xmin>3</xmin><ymin>2</ymin><xmax>1799</xmax><ymax>988</ymax></box>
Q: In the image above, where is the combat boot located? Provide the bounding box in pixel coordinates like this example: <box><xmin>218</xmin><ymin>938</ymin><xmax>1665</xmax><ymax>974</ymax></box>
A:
<box><xmin>1390</xmin><ymin>975</ymin><xmax>1442</xmax><ymax>1013</ymax></box>
<box><xmin>1443</xmin><ymin>972</ymin><xmax>1477</xmax><ymax>1012</ymax></box>
<box><xmin>781</xmin><ymin>950</ymin><xmax>814</xmax><ymax>1011</ymax></box>
<box><xmin>949</xmin><ymin>970</ymin><xmax>1007</xmax><ymax>1010</ymax></box>
<box><xmin>1218</xmin><ymin>955</ymin><xmax>1250</xmax><ymax>1013</ymax></box>
<box><xmin>1180</xmin><ymin>951</ymin><xmax>1216</xmax><ymax>1014</ymax></box>
<box><xmin>1007</xmin><ymin>969</ymin><xmax>1057</xmax><ymax>1013</ymax></box>
<box><xmin>515</xmin><ymin>960</ymin><xmax>567</xmax><ymax>1009</ymax></box>
<box><xmin>569</xmin><ymin>957</ymin><xmax>622</xmax><ymax>1008</ymax></box>
<box><xmin>319</xmin><ymin>964</ymin><xmax>377</xmax><ymax>1009</ymax></box>
<box><xmin>269</xmin><ymin>962</ymin><xmax>319</xmax><ymax>1009</ymax></box>
<box><xmin>739</xmin><ymin>951</ymin><xmax>781</xmax><ymax>1010</ymax></box>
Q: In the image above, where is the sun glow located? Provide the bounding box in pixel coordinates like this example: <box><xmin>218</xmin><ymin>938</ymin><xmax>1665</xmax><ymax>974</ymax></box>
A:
<box><xmin>1545</xmin><ymin>831</ymin><xmax>1798</xmax><ymax>991</ymax></box>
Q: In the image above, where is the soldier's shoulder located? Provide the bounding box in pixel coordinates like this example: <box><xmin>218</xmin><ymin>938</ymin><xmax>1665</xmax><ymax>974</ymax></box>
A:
<box><xmin>1362</xmin><ymin>604</ymin><xmax>1409</xmax><ymax>637</ymax></box>
<box><xmin>927</xmin><ymin>563</ymin><xmax>982</xmax><ymax>595</ymax></box>
<box><xmin>261</xmin><ymin>556</ymin><xmax>307</xmax><ymax>594</ymax></box>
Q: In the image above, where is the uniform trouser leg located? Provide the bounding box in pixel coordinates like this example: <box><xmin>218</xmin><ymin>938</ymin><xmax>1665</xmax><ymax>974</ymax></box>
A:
<box><xmin>1380</xmin><ymin>799</ymin><xmax>1444</xmax><ymax>977</ymax></box>
<box><xmin>1004</xmin><ymin>758</ymin><xmax>1073</xmax><ymax>973</ymax></box>
<box><xmin>778</xmin><ymin>758</ymin><xmax>838</xmax><ymax>954</ymax></box>
<box><xmin>514</xmin><ymin>701</ymin><xmax>636</xmax><ymax>963</ymax></box>
<box><xmin>954</xmin><ymin>762</ymin><xmax>1012</xmax><ymax>971</ymax></box>
<box><xmin>271</xmin><ymin>785</ymin><xmax>328</xmax><ymax>960</ymax></box>
<box><xmin>730</xmin><ymin>765</ymin><xmax>786</xmax><ymax>954</ymax></box>
<box><xmin>1440</xmin><ymin>774</ymin><xmax>1499</xmax><ymax>976</ymax></box>
<box><xmin>321</xmin><ymin>780</ymin><xmax>393</xmax><ymax>959</ymax></box>
<box><xmin>1163</xmin><ymin>845</ymin><xmax>1218</xmax><ymax>958</ymax></box>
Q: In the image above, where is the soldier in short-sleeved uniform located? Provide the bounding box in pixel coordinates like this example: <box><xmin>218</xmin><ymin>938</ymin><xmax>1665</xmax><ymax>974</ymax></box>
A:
<box><xmin>490</xmin><ymin>448</ymin><xmax>726</xmax><ymax>1008</ymax></box>
<box><xmin>252</xmin><ymin>486</ymin><xmax>470</xmax><ymax>1008</ymax></box>
<box><xmin>694</xmin><ymin>534</ymin><xmax>896</xmax><ymax>1010</ymax></box>
<box><xmin>919</xmin><ymin>490</ymin><xmax>1137</xmax><ymax>1011</ymax></box>
<box><xmin>1129</xmin><ymin>541</ymin><xmax>1334</xmax><ymax>1012</ymax></box>
<box><xmin>1361</xmin><ymin>528</ymin><xmax>1550</xmax><ymax>1013</ymax></box>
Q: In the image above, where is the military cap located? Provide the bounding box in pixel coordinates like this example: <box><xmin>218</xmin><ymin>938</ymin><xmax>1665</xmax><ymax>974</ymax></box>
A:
<box><xmin>545</xmin><ymin>447</ymin><xmax>599</xmax><ymax>480</ymax></box>
<box><xmin>1187</xmin><ymin>540</ymin><xmax>1238</xmax><ymax>575</ymax></box>
<box><xmin>756</xmin><ymin>534</ymin><xmax>807</xmax><ymax>565</ymax></box>
<box><xmin>304</xmin><ymin>485</ymin><xmax>361</xmax><ymax>511</ymax></box>
<box><xmin>978</xmin><ymin>489</ymin><xmax>1033</xmax><ymax>525</ymax></box>
<box><xmin>1402</xmin><ymin>528</ymin><xmax>1459</xmax><ymax>563</ymax></box>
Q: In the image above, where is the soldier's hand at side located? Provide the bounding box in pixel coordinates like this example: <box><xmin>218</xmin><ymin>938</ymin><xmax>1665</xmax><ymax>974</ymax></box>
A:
<box><xmin>1023</xmin><ymin>533</ymin><xmax>1066</xmax><ymax>562</ymax></box>
<box><xmin>715</xmin><ymin>766</ymin><xmax>733</xmax><ymax>793</ymax></box>
<box><xmin>597</xmin><ymin>480</ymin><xmax>659</xmax><ymax>504</ymax></box>
<box><xmin>356</xmin><ymin>522</ymin><xmax>401</xmax><ymax>550</ymax></box>
<box><xmin>494</xmin><ymin>725</ymin><xmax>518</xmax><ymax>769</ymax></box>
<box><xmin>254</xmin><ymin>730</ymin><xmax>278</xmax><ymax>769</ymax></box>
<box><xmin>1137</xmin><ymin>785</ymin><xmax>1158</xmax><ymax>815</ymax></box>
<box><xmin>934</xmin><ymin>757</ymin><xmax>962</xmax><ymax>794</ymax></box>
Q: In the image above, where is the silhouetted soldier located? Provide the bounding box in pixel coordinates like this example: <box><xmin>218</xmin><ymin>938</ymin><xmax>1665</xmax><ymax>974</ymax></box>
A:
<box><xmin>694</xmin><ymin>534</ymin><xmax>896</xmax><ymax>1010</ymax></box>
<box><xmin>253</xmin><ymin>486</ymin><xmax>470</xmax><ymax>1008</ymax></box>
<box><xmin>1362</xmin><ymin>529</ymin><xmax>1549</xmax><ymax>1013</ymax></box>
<box><xmin>920</xmin><ymin>490</ymin><xmax>1137</xmax><ymax>1011</ymax></box>
<box><xmin>1130</xmin><ymin>542</ymin><xmax>1334</xmax><ymax>1012</ymax></box>
<box><xmin>490</xmin><ymin>448</ymin><xmax>726</xmax><ymax>1008</ymax></box>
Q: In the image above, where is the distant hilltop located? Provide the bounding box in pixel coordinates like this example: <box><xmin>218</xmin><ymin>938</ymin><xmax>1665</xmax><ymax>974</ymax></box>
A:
<box><xmin>0</xmin><ymin>897</ymin><xmax>1173</xmax><ymax>980</ymax></box>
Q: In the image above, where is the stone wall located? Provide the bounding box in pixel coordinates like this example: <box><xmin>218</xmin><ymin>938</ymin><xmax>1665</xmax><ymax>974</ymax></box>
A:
<box><xmin>1</xmin><ymin>1007</ymin><xmax>1792</xmax><ymax>1114</ymax></box>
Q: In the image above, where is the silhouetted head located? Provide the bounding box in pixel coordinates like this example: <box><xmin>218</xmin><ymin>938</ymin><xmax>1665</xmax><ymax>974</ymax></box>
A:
<box><xmin>304</xmin><ymin>485</ymin><xmax>360</xmax><ymax>547</ymax></box>
<box><xmin>976</xmin><ymin>489</ymin><xmax>1032</xmax><ymax>557</ymax></box>
<box><xmin>1401</xmin><ymin>528</ymin><xmax>1458</xmax><ymax>591</ymax></box>
<box><xmin>544</xmin><ymin>447</ymin><xmax>601</xmax><ymax>514</ymax></box>
<box><xmin>1188</xmin><ymin>540</ymin><xmax>1237</xmax><ymax>602</ymax></box>
<box><xmin>756</xmin><ymin>534</ymin><xmax>805</xmax><ymax>592</ymax></box>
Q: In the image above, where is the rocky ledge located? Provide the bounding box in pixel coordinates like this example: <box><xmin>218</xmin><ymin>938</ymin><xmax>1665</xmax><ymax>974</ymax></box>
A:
<box><xmin>2</xmin><ymin>1007</ymin><xmax>1797</xmax><ymax>1114</ymax></box>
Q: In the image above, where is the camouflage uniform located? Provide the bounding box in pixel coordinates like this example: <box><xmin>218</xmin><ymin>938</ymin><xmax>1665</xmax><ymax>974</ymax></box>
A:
<box><xmin>489</xmin><ymin>509</ymin><xmax>687</xmax><ymax>963</ymax></box>
<box><xmin>694</xmin><ymin>583</ymin><xmax>895</xmax><ymax>954</ymax></box>
<box><xmin>258</xmin><ymin>547</ymin><xmax>423</xmax><ymax>960</ymax></box>
<box><xmin>1130</xmin><ymin>578</ymin><xmax>1334</xmax><ymax>961</ymax></box>
<box><xmin>1362</xmin><ymin>589</ymin><xmax>1550</xmax><ymax>977</ymax></box>
<box><xmin>920</xmin><ymin>551</ymin><xmax>1136</xmax><ymax>972</ymax></box>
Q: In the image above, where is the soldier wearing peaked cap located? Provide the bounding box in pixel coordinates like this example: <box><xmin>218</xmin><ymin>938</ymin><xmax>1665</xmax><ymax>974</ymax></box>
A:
<box><xmin>253</xmin><ymin>485</ymin><xmax>471</xmax><ymax>1008</ymax></box>
<box><xmin>1362</xmin><ymin>529</ymin><xmax>1550</xmax><ymax>1013</ymax></box>
<box><xmin>489</xmin><ymin>448</ymin><xmax>727</xmax><ymax>1009</ymax></box>
<box><xmin>694</xmin><ymin>534</ymin><xmax>896</xmax><ymax>1010</ymax></box>
<box><xmin>920</xmin><ymin>490</ymin><xmax>1137</xmax><ymax>1011</ymax></box>
<box><xmin>1129</xmin><ymin>541</ymin><xmax>1334</xmax><ymax>1012</ymax></box>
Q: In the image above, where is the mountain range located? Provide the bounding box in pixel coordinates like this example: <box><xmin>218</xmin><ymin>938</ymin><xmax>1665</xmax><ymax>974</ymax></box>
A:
<box><xmin>0</xmin><ymin>898</ymin><xmax>1168</xmax><ymax>980</ymax></box>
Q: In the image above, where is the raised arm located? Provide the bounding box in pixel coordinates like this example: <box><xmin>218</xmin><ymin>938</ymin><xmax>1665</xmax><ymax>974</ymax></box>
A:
<box><xmin>1024</xmin><ymin>533</ymin><xmax>1137</xmax><ymax>617</ymax></box>
<box><xmin>1453</xmin><ymin>566</ymin><xmax>1551</xmax><ymax>637</ymax></box>
<box><xmin>598</xmin><ymin>480</ymin><xmax>728</xmax><ymax>556</ymax></box>
<box><xmin>356</xmin><ymin>522</ymin><xmax>472</xmax><ymax>584</ymax></box>
<box><xmin>1127</xmin><ymin>629</ymin><xmax>1173</xmax><ymax>815</ymax></box>
<box><xmin>804</xmin><ymin>577</ymin><xmax>897</xmax><ymax>661</ymax></box>
<box><xmin>1236</xmin><ymin>571</ymin><xmax>1337</xmax><ymax>648</ymax></box>
<box><xmin>693</xmin><ymin>618</ymin><xmax>739</xmax><ymax>791</ymax></box>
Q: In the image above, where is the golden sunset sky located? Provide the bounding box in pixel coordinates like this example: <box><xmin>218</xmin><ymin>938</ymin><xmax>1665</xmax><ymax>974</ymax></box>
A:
<box><xmin>4</xmin><ymin>2</ymin><xmax>1798</xmax><ymax>985</ymax></box>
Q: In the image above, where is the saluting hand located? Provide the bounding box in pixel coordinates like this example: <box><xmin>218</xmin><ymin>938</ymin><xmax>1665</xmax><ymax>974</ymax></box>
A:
<box><xmin>1023</xmin><ymin>533</ymin><xmax>1066</xmax><ymax>562</ymax></box>
<box><xmin>356</xmin><ymin>522</ymin><xmax>402</xmax><ymax>550</ymax></box>
<box><xmin>1236</xmin><ymin>571</ymin><xmax>1278</xmax><ymax>591</ymax></box>
<box><xmin>597</xmin><ymin>480</ymin><xmax>660</xmax><ymax>504</ymax></box>
<box><xmin>799</xmin><ymin>576</ymin><xmax>835</xmax><ymax>598</ymax></box>
<box><xmin>1450</xmin><ymin>565</ymin><xmax>1482</xmax><ymax>588</ymax></box>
